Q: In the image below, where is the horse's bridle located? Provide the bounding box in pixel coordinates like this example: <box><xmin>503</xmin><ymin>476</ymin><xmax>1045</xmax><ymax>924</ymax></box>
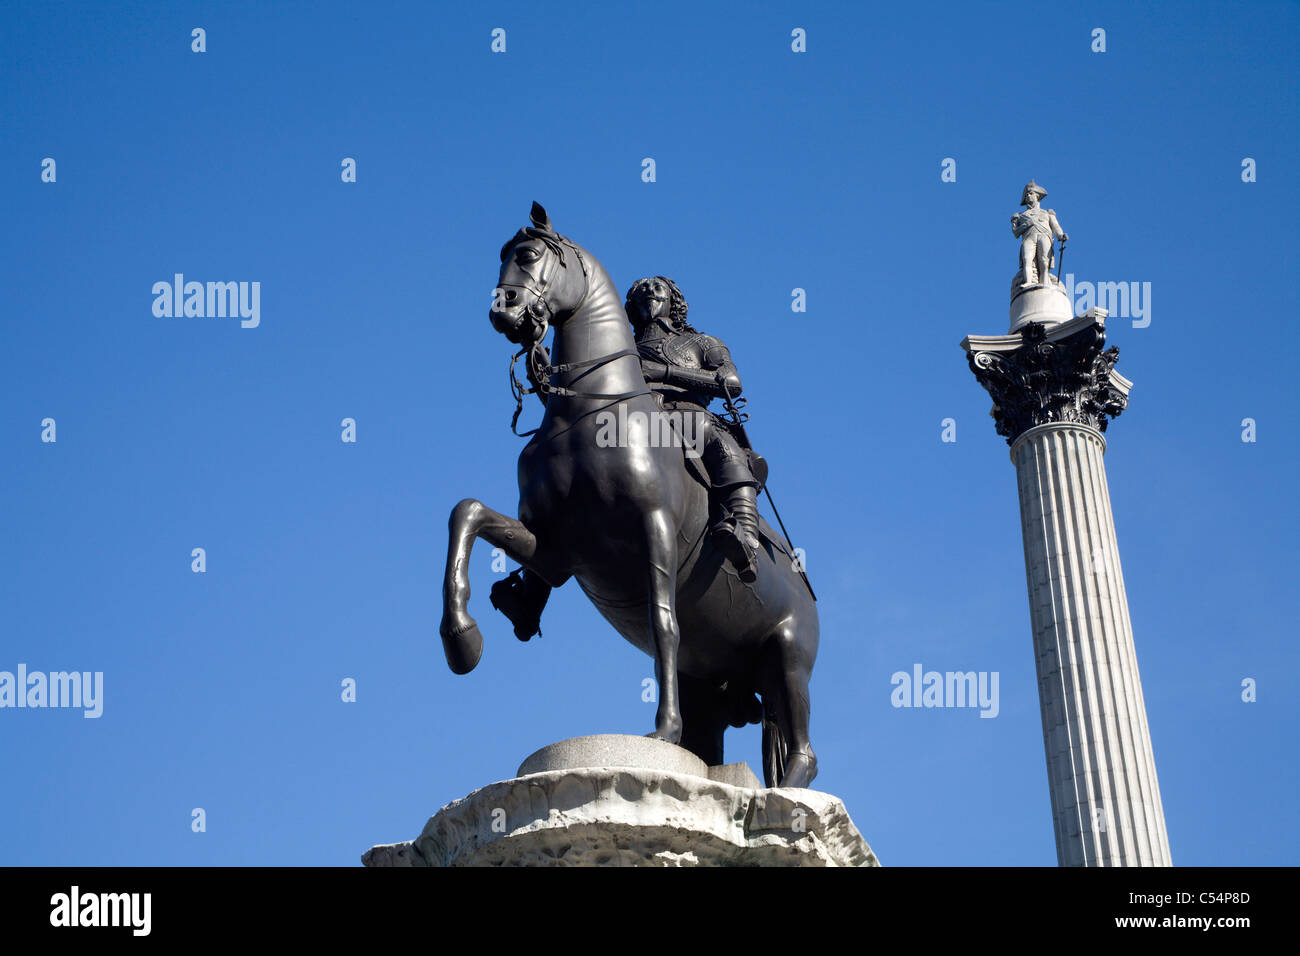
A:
<box><xmin>497</xmin><ymin>230</ymin><xmax>590</xmax><ymax>330</ymax></box>
<box><xmin>502</xmin><ymin>232</ymin><xmax>650</xmax><ymax>436</ymax></box>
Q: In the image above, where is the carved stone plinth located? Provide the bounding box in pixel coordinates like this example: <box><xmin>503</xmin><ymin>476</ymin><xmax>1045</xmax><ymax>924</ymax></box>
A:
<box><xmin>363</xmin><ymin>735</ymin><xmax>878</xmax><ymax>867</ymax></box>
<box><xmin>961</xmin><ymin>310</ymin><xmax>1172</xmax><ymax>867</ymax></box>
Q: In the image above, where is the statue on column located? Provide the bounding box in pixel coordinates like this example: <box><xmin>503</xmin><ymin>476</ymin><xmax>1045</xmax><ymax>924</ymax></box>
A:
<box><xmin>1007</xmin><ymin>180</ymin><xmax>1074</xmax><ymax>331</ymax></box>
<box><xmin>1012</xmin><ymin>180</ymin><xmax>1068</xmax><ymax>288</ymax></box>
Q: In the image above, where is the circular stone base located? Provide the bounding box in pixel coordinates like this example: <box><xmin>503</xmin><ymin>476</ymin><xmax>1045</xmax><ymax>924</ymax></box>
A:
<box><xmin>517</xmin><ymin>733</ymin><xmax>709</xmax><ymax>778</ymax></box>
<box><xmin>1009</xmin><ymin>282</ymin><xmax>1072</xmax><ymax>332</ymax></box>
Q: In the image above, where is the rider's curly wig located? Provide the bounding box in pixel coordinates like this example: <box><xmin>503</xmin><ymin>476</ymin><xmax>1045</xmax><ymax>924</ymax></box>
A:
<box><xmin>625</xmin><ymin>276</ymin><xmax>694</xmax><ymax>332</ymax></box>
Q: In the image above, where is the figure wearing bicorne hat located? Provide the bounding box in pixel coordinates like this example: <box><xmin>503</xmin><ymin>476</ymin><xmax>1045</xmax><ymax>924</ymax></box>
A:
<box><xmin>1011</xmin><ymin>180</ymin><xmax>1069</xmax><ymax>288</ymax></box>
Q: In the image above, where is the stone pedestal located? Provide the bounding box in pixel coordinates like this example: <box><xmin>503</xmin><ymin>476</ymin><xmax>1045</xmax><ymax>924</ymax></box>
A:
<box><xmin>1009</xmin><ymin>279</ymin><xmax>1072</xmax><ymax>332</ymax></box>
<box><xmin>363</xmin><ymin>734</ymin><xmax>878</xmax><ymax>867</ymax></box>
<box><xmin>961</xmin><ymin>310</ymin><xmax>1172</xmax><ymax>867</ymax></box>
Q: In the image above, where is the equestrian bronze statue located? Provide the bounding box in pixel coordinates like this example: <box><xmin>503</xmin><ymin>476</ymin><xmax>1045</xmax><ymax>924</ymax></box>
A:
<box><xmin>438</xmin><ymin>202</ymin><xmax>821</xmax><ymax>788</ymax></box>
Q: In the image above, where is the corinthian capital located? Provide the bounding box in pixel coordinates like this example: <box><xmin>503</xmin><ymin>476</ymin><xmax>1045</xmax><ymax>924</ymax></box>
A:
<box><xmin>961</xmin><ymin>309</ymin><xmax>1132</xmax><ymax>445</ymax></box>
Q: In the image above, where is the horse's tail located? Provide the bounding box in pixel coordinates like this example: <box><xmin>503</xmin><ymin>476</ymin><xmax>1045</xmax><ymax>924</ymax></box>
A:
<box><xmin>761</xmin><ymin>697</ymin><xmax>788</xmax><ymax>789</ymax></box>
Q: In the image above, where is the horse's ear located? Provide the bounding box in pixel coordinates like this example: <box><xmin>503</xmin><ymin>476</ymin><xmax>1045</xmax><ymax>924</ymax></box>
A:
<box><xmin>530</xmin><ymin>201</ymin><xmax>552</xmax><ymax>232</ymax></box>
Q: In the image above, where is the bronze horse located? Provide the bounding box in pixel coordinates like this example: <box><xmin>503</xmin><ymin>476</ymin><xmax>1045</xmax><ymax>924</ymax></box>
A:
<box><xmin>439</xmin><ymin>203</ymin><xmax>820</xmax><ymax>788</ymax></box>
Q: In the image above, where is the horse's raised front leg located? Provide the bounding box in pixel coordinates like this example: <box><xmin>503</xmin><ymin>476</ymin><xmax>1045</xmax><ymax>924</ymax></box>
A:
<box><xmin>644</xmin><ymin>509</ymin><xmax>683</xmax><ymax>744</ymax></box>
<box><xmin>441</xmin><ymin>498</ymin><xmax>565</xmax><ymax>674</ymax></box>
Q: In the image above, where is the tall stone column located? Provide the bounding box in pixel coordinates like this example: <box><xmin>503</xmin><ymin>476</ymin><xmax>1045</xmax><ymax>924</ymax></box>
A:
<box><xmin>961</xmin><ymin>309</ymin><xmax>1172</xmax><ymax>867</ymax></box>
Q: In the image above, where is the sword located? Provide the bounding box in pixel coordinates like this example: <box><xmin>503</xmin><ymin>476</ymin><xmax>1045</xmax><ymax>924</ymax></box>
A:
<box><xmin>1056</xmin><ymin>237</ymin><xmax>1067</xmax><ymax>281</ymax></box>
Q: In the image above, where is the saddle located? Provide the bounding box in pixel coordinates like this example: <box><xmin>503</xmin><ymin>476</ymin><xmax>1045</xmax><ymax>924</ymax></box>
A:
<box><xmin>654</xmin><ymin>396</ymin><xmax>767</xmax><ymax>494</ymax></box>
<box><xmin>664</xmin><ymin>417</ymin><xmax>798</xmax><ymax>558</ymax></box>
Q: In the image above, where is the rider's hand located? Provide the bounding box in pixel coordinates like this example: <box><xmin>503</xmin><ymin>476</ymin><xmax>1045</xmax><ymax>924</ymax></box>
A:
<box><xmin>1060</xmin><ymin>233</ymin><xmax>1069</xmax><ymax>242</ymax></box>
<box><xmin>642</xmin><ymin>360</ymin><xmax>668</xmax><ymax>383</ymax></box>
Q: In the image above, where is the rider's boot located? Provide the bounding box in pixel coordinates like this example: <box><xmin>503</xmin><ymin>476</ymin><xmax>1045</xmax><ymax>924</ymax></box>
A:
<box><xmin>489</xmin><ymin>569</ymin><xmax>552</xmax><ymax>641</ymax></box>
<box><xmin>711</xmin><ymin>484</ymin><xmax>761</xmax><ymax>583</ymax></box>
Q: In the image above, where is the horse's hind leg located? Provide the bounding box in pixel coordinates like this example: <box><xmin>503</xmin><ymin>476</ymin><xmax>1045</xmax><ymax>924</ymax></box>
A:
<box><xmin>644</xmin><ymin>509</ymin><xmax>683</xmax><ymax>745</ymax></box>
<box><xmin>440</xmin><ymin>498</ymin><xmax>565</xmax><ymax>674</ymax></box>
<box><xmin>678</xmin><ymin>673</ymin><xmax>726</xmax><ymax>766</ymax></box>
<box><xmin>763</xmin><ymin>619</ymin><xmax>818</xmax><ymax>788</ymax></box>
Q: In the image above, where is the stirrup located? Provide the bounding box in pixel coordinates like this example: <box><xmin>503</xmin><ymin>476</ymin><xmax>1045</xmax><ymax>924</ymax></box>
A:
<box><xmin>712</xmin><ymin>521</ymin><xmax>758</xmax><ymax>583</ymax></box>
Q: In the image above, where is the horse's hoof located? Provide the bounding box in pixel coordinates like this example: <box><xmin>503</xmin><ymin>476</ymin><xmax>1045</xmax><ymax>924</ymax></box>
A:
<box><xmin>646</xmin><ymin>718</ymin><xmax>683</xmax><ymax>746</ymax></box>
<box><xmin>440</xmin><ymin>616</ymin><xmax>483</xmax><ymax>675</ymax></box>
<box><xmin>646</xmin><ymin>730</ymin><xmax>683</xmax><ymax>746</ymax></box>
<box><xmin>778</xmin><ymin>751</ymin><xmax>819</xmax><ymax>789</ymax></box>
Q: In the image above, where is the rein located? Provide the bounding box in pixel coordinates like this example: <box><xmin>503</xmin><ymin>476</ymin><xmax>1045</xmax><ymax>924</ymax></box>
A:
<box><xmin>496</xmin><ymin>232</ymin><xmax>590</xmax><ymax>327</ymax></box>
<box><xmin>509</xmin><ymin>338</ymin><xmax>650</xmax><ymax>437</ymax></box>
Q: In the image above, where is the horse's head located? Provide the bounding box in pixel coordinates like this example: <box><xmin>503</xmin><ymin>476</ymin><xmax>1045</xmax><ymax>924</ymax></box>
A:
<box><xmin>491</xmin><ymin>202</ymin><xmax>589</xmax><ymax>346</ymax></box>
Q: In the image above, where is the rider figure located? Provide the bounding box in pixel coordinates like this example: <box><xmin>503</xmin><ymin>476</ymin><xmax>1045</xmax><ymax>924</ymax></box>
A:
<box><xmin>625</xmin><ymin>277</ymin><xmax>761</xmax><ymax>582</ymax></box>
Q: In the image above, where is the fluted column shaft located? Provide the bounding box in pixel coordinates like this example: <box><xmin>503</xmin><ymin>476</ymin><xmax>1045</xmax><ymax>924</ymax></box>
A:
<box><xmin>1011</xmin><ymin>422</ymin><xmax>1171</xmax><ymax>866</ymax></box>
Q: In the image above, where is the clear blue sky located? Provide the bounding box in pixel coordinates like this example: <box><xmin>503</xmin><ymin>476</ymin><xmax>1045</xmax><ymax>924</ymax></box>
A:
<box><xmin>2</xmin><ymin>0</ymin><xmax>1296</xmax><ymax>866</ymax></box>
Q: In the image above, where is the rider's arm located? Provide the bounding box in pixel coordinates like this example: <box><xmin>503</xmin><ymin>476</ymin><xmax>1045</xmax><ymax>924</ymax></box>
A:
<box><xmin>643</xmin><ymin>338</ymin><xmax>742</xmax><ymax>398</ymax></box>
<box><xmin>1047</xmin><ymin>209</ymin><xmax>1068</xmax><ymax>242</ymax></box>
<box><xmin>701</xmin><ymin>341</ymin><xmax>742</xmax><ymax>398</ymax></box>
<box><xmin>641</xmin><ymin>358</ymin><xmax>669</xmax><ymax>382</ymax></box>
<box><xmin>657</xmin><ymin>364</ymin><xmax>728</xmax><ymax>395</ymax></box>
